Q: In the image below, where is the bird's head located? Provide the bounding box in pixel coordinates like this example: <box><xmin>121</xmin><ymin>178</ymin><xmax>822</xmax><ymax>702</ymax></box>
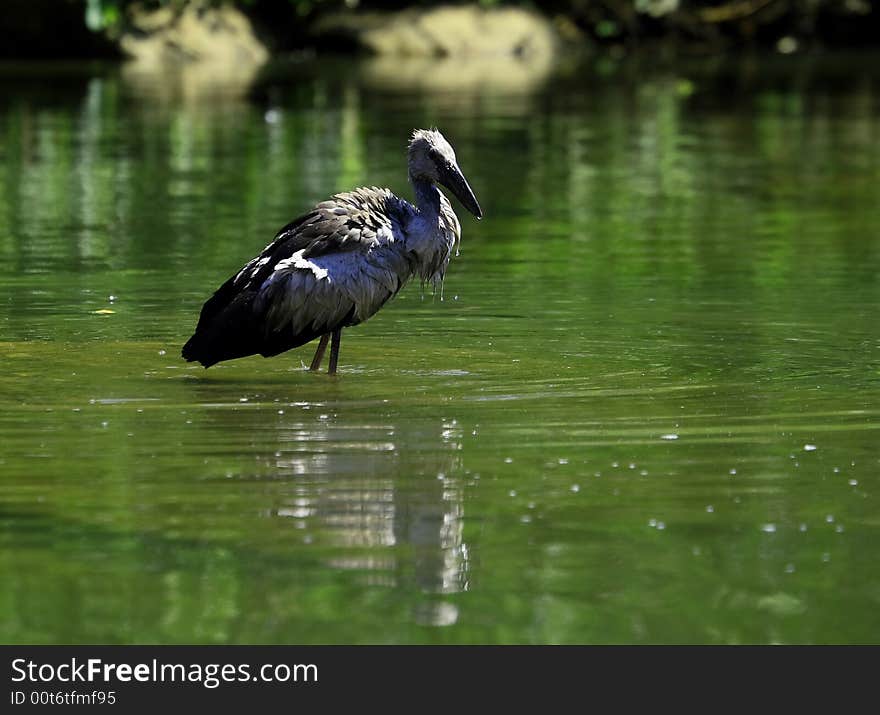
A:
<box><xmin>408</xmin><ymin>128</ymin><xmax>482</xmax><ymax>219</ymax></box>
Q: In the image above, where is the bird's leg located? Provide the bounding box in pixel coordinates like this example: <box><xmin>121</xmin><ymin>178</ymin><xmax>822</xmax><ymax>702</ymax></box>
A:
<box><xmin>328</xmin><ymin>328</ymin><xmax>342</xmax><ymax>375</ymax></box>
<box><xmin>309</xmin><ymin>334</ymin><xmax>330</xmax><ymax>371</ymax></box>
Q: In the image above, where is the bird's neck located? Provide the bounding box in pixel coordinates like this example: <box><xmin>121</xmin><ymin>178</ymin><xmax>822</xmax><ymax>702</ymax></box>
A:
<box><xmin>410</xmin><ymin>176</ymin><xmax>441</xmax><ymax>219</ymax></box>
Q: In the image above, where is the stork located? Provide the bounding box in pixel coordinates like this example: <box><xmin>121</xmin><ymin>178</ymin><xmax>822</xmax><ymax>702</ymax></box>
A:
<box><xmin>182</xmin><ymin>128</ymin><xmax>481</xmax><ymax>374</ymax></box>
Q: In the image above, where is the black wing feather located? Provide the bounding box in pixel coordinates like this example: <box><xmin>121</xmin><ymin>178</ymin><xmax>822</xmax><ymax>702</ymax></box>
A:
<box><xmin>192</xmin><ymin>209</ymin><xmax>320</xmax><ymax>333</ymax></box>
<box><xmin>182</xmin><ymin>188</ymin><xmax>400</xmax><ymax>367</ymax></box>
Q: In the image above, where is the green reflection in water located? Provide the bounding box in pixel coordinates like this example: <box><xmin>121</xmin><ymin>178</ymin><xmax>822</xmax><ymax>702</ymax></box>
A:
<box><xmin>0</xmin><ymin>54</ymin><xmax>879</xmax><ymax>644</ymax></box>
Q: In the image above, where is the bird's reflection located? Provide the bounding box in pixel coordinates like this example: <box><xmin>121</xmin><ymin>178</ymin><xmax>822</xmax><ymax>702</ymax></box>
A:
<box><xmin>195</xmin><ymin>389</ymin><xmax>470</xmax><ymax>623</ymax></box>
<box><xmin>270</xmin><ymin>411</ymin><xmax>467</xmax><ymax>595</ymax></box>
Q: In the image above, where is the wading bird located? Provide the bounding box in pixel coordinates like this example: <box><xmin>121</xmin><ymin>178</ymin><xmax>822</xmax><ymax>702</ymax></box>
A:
<box><xmin>182</xmin><ymin>128</ymin><xmax>481</xmax><ymax>374</ymax></box>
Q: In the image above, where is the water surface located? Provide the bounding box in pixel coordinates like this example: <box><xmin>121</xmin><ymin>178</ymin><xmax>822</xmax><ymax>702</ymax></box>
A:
<box><xmin>1</xmin><ymin>54</ymin><xmax>879</xmax><ymax>643</ymax></box>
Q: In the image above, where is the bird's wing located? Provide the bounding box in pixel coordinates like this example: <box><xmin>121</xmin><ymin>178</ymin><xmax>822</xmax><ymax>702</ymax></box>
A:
<box><xmin>183</xmin><ymin>188</ymin><xmax>415</xmax><ymax>366</ymax></box>
<box><xmin>192</xmin><ymin>188</ymin><xmax>401</xmax><ymax>332</ymax></box>
<box><xmin>190</xmin><ymin>210</ymin><xmax>309</xmax><ymax>332</ymax></box>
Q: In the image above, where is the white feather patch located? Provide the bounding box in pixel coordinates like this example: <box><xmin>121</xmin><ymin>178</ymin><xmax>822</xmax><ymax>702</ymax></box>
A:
<box><xmin>274</xmin><ymin>250</ymin><xmax>329</xmax><ymax>281</ymax></box>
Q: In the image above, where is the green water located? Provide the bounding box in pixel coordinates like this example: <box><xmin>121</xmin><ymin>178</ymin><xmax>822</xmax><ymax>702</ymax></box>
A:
<box><xmin>1</xmin><ymin>54</ymin><xmax>879</xmax><ymax>644</ymax></box>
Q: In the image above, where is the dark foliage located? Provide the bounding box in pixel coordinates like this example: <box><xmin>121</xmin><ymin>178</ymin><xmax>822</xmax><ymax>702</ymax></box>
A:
<box><xmin>1</xmin><ymin>0</ymin><xmax>877</xmax><ymax>59</ymax></box>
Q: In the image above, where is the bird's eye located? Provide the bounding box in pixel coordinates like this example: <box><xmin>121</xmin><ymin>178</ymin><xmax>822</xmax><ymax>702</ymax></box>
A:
<box><xmin>428</xmin><ymin>148</ymin><xmax>442</xmax><ymax>163</ymax></box>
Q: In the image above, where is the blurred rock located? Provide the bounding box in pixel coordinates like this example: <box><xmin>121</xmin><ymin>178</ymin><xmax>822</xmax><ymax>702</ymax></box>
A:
<box><xmin>117</xmin><ymin>2</ymin><xmax>268</xmax><ymax>105</ymax></box>
<box><xmin>314</xmin><ymin>5</ymin><xmax>575</xmax><ymax>60</ymax></box>
<box><xmin>119</xmin><ymin>1</ymin><xmax>269</xmax><ymax>68</ymax></box>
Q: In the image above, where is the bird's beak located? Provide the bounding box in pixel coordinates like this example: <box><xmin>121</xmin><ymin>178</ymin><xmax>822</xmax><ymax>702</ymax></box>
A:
<box><xmin>440</xmin><ymin>163</ymin><xmax>482</xmax><ymax>219</ymax></box>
